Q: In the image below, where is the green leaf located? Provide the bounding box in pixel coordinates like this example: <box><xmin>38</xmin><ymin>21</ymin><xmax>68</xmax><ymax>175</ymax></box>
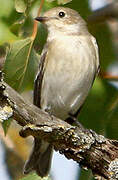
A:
<box><xmin>2</xmin><ymin>118</ymin><xmax>13</xmax><ymax>136</ymax></box>
<box><xmin>21</xmin><ymin>173</ymin><xmax>52</xmax><ymax>180</ymax></box>
<box><xmin>0</xmin><ymin>0</ymin><xmax>14</xmax><ymax>18</ymax></box>
<box><xmin>10</xmin><ymin>15</ymin><xmax>26</xmax><ymax>36</ymax></box>
<box><xmin>0</xmin><ymin>21</ymin><xmax>18</xmax><ymax>45</ymax></box>
<box><xmin>4</xmin><ymin>38</ymin><xmax>39</xmax><ymax>92</ymax></box>
<box><xmin>79</xmin><ymin>169</ymin><xmax>95</xmax><ymax>180</ymax></box>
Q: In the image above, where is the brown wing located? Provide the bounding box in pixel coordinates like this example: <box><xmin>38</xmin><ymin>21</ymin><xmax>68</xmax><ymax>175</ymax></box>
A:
<box><xmin>33</xmin><ymin>46</ymin><xmax>47</xmax><ymax>108</ymax></box>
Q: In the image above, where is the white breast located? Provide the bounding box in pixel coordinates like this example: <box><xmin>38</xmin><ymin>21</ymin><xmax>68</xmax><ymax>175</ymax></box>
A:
<box><xmin>41</xmin><ymin>34</ymin><xmax>99</xmax><ymax>120</ymax></box>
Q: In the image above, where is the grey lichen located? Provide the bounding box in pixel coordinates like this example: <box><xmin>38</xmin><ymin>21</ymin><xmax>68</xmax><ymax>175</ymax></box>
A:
<box><xmin>0</xmin><ymin>105</ymin><xmax>13</xmax><ymax>122</ymax></box>
<box><xmin>90</xmin><ymin>129</ymin><xmax>106</xmax><ymax>143</ymax></box>
<box><xmin>108</xmin><ymin>158</ymin><xmax>118</xmax><ymax>179</ymax></box>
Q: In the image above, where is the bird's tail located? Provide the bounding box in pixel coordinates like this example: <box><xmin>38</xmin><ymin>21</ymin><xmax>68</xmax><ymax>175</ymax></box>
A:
<box><xmin>24</xmin><ymin>137</ymin><xmax>53</xmax><ymax>177</ymax></box>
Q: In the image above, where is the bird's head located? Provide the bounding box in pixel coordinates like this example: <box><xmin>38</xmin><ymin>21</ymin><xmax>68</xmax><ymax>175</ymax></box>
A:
<box><xmin>35</xmin><ymin>7</ymin><xmax>87</xmax><ymax>35</ymax></box>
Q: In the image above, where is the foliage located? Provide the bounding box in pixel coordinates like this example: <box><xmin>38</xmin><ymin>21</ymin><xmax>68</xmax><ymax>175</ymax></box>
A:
<box><xmin>4</xmin><ymin>38</ymin><xmax>39</xmax><ymax>92</ymax></box>
<box><xmin>21</xmin><ymin>173</ymin><xmax>51</xmax><ymax>180</ymax></box>
<box><xmin>0</xmin><ymin>0</ymin><xmax>118</xmax><ymax>180</ymax></box>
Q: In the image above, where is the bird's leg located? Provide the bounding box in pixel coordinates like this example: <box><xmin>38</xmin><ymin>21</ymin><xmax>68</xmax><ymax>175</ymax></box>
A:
<box><xmin>66</xmin><ymin>113</ymin><xmax>84</xmax><ymax>129</ymax></box>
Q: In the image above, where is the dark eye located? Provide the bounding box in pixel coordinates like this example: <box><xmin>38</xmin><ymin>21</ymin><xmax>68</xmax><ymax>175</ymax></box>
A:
<box><xmin>58</xmin><ymin>11</ymin><xmax>65</xmax><ymax>18</ymax></box>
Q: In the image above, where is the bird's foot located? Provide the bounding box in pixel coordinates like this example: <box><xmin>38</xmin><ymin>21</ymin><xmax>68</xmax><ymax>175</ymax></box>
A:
<box><xmin>66</xmin><ymin>113</ymin><xmax>84</xmax><ymax>129</ymax></box>
<box><xmin>45</xmin><ymin>108</ymin><xmax>54</xmax><ymax>121</ymax></box>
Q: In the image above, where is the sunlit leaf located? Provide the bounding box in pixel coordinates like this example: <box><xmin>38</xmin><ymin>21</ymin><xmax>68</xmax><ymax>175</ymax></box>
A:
<box><xmin>15</xmin><ymin>0</ymin><xmax>27</xmax><ymax>13</ymax></box>
<box><xmin>58</xmin><ymin>0</ymin><xmax>72</xmax><ymax>4</ymax></box>
<box><xmin>4</xmin><ymin>38</ymin><xmax>39</xmax><ymax>92</ymax></box>
<box><xmin>45</xmin><ymin>0</ymin><xmax>56</xmax><ymax>3</ymax></box>
<box><xmin>46</xmin><ymin>0</ymin><xmax>72</xmax><ymax>5</ymax></box>
<box><xmin>21</xmin><ymin>173</ymin><xmax>52</xmax><ymax>180</ymax></box>
<box><xmin>15</xmin><ymin>0</ymin><xmax>35</xmax><ymax>15</ymax></box>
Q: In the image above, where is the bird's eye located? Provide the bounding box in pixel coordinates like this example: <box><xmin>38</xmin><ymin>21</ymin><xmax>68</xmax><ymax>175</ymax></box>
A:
<box><xmin>58</xmin><ymin>11</ymin><xmax>65</xmax><ymax>18</ymax></box>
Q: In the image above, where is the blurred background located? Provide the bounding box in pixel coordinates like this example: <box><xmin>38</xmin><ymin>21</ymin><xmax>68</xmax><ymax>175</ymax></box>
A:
<box><xmin>0</xmin><ymin>0</ymin><xmax>118</xmax><ymax>179</ymax></box>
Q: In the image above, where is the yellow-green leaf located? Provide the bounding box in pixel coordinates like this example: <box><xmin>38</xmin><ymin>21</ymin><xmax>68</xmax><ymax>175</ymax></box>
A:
<box><xmin>46</xmin><ymin>0</ymin><xmax>72</xmax><ymax>4</ymax></box>
<box><xmin>15</xmin><ymin>0</ymin><xmax>27</xmax><ymax>13</ymax></box>
<box><xmin>15</xmin><ymin>0</ymin><xmax>34</xmax><ymax>15</ymax></box>
<box><xmin>0</xmin><ymin>21</ymin><xmax>18</xmax><ymax>45</ymax></box>
<box><xmin>0</xmin><ymin>0</ymin><xmax>14</xmax><ymax>18</ymax></box>
<box><xmin>57</xmin><ymin>0</ymin><xmax>72</xmax><ymax>4</ymax></box>
<box><xmin>4</xmin><ymin>38</ymin><xmax>39</xmax><ymax>92</ymax></box>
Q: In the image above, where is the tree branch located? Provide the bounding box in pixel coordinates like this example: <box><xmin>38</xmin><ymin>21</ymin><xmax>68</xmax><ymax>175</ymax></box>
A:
<box><xmin>88</xmin><ymin>2</ymin><xmax>118</xmax><ymax>24</ymax></box>
<box><xmin>0</xmin><ymin>71</ymin><xmax>118</xmax><ymax>179</ymax></box>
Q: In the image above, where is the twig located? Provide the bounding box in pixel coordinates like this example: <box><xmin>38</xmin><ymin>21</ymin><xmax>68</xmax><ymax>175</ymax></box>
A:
<box><xmin>31</xmin><ymin>0</ymin><xmax>45</xmax><ymax>39</ymax></box>
<box><xmin>100</xmin><ymin>71</ymin><xmax>118</xmax><ymax>81</ymax></box>
<box><xmin>0</xmin><ymin>72</ymin><xmax>118</xmax><ymax>179</ymax></box>
<box><xmin>103</xmin><ymin>75</ymin><xmax>118</xmax><ymax>81</ymax></box>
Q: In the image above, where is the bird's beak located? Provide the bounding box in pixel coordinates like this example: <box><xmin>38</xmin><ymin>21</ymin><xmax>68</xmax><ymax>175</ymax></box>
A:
<box><xmin>35</xmin><ymin>16</ymin><xmax>49</xmax><ymax>22</ymax></box>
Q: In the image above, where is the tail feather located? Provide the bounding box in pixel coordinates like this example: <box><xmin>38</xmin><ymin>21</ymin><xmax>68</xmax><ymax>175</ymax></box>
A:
<box><xmin>24</xmin><ymin>138</ymin><xmax>53</xmax><ymax>177</ymax></box>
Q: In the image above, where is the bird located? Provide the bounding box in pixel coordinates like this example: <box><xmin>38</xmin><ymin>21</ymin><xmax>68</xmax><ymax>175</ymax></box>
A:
<box><xmin>23</xmin><ymin>6</ymin><xmax>100</xmax><ymax>177</ymax></box>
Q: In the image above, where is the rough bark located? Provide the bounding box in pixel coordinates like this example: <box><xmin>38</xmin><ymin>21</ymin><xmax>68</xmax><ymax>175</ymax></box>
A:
<box><xmin>0</xmin><ymin>71</ymin><xmax>118</xmax><ymax>180</ymax></box>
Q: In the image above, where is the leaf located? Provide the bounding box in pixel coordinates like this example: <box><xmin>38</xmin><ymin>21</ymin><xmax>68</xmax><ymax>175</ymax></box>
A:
<box><xmin>79</xmin><ymin>169</ymin><xmax>95</xmax><ymax>180</ymax></box>
<box><xmin>15</xmin><ymin>0</ymin><xmax>27</xmax><ymax>13</ymax></box>
<box><xmin>46</xmin><ymin>0</ymin><xmax>72</xmax><ymax>5</ymax></box>
<box><xmin>2</xmin><ymin>118</ymin><xmax>13</xmax><ymax>136</ymax></box>
<box><xmin>10</xmin><ymin>15</ymin><xmax>26</xmax><ymax>36</ymax></box>
<box><xmin>0</xmin><ymin>21</ymin><xmax>18</xmax><ymax>45</ymax></box>
<box><xmin>58</xmin><ymin>0</ymin><xmax>72</xmax><ymax>4</ymax></box>
<box><xmin>4</xmin><ymin>38</ymin><xmax>39</xmax><ymax>92</ymax></box>
<box><xmin>21</xmin><ymin>173</ymin><xmax>52</xmax><ymax>180</ymax></box>
<box><xmin>0</xmin><ymin>104</ymin><xmax>13</xmax><ymax>135</ymax></box>
<box><xmin>15</xmin><ymin>0</ymin><xmax>34</xmax><ymax>15</ymax></box>
<box><xmin>0</xmin><ymin>0</ymin><xmax>14</xmax><ymax>18</ymax></box>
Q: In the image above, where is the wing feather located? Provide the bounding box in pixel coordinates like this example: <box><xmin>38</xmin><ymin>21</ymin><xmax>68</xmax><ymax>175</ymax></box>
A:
<box><xmin>91</xmin><ymin>36</ymin><xmax>100</xmax><ymax>74</ymax></box>
<box><xmin>33</xmin><ymin>46</ymin><xmax>47</xmax><ymax>107</ymax></box>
